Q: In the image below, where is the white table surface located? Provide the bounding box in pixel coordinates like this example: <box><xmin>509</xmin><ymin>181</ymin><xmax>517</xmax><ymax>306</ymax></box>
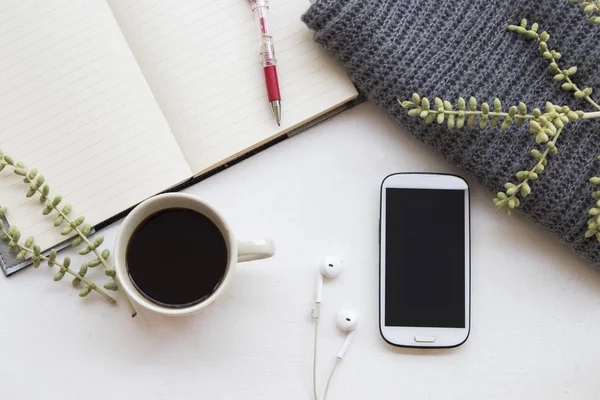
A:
<box><xmin>2</xmin><ymin>102</ymin><xmax>600</xmax><ymax>400</ymax></box>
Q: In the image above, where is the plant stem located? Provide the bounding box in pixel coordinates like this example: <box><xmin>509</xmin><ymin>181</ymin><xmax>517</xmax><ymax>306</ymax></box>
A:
<box><xmin>20</xmin><ymin>173</ymin><xmax>137</xmax><ymax>316</ymax></box>
<box><xmin>425</xmin><ymin>109</ymin><xmax>534</xmax><ymax>119</ymax></box>
<box><xmin>1</xmin><ymin>227</ymin><xmax>116</xmax><ymax>303</ymax></box>
<box><xmin>582</xmin><ymin>111</ymin><xmax>600</xmax><ymax>119</ymax></box>
<box><xmin>50</xmin><ymin>203</ymin><xmax>137</xmax><ymax>317</ymax></box>
<box><xmin>534</xmin><ymin>37</ymin><xmax>600</xmax><ymax>111</ymax></box>
<box><xmin>515</xmin><ymin>127</ymin><xmax>563</xmax><ymax>193</ymax></box>
<box><xmin>402</xmin><ymin>100</ymin><xmax>600</xmax><ymax>121</ymax></box>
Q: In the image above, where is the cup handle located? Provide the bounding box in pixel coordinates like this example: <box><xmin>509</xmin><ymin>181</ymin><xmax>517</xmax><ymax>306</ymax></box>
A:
<box><xmin>237</xmin><ymin>238</ymin><xmax>275</xmax><ymax>263</ymax></box>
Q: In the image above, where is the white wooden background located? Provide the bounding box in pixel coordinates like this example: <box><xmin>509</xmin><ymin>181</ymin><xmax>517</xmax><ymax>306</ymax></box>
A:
<box><xmin>1</xmin><ymin>103</ymin><xmax>600</xmax><ymax>399</ymax></box>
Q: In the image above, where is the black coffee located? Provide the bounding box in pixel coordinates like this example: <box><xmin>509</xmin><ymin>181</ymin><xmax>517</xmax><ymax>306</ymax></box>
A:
<box><xmin>126</xmin><ymin>208</ymin><xmax>228</xmax><ymax>307</ymax></box>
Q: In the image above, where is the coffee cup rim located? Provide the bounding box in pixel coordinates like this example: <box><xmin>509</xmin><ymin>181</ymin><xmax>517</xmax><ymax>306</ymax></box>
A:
<box><xmin>114</xmin><ymin>193</ymin><xmax>237</xmax><ymax>316</ymax></box>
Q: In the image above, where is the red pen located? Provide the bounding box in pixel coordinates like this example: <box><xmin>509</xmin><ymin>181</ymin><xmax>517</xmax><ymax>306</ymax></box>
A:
<box><xmin>250</xmin><ymin>0</ymin><xmax>282</xmax><ymax>126</ymax></box>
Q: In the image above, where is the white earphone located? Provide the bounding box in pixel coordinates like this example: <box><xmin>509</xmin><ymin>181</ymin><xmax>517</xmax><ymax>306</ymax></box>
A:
<box><xmin>312</xmin><ymin>257</ymin><xmax>358</xmax><ymax>400</ymax></box>
<box><xmin>315</xmin><ymin>256</ymin><xmax>343</xmax><ymax>304</ymax></box>
<box><xmin>335</xmin><ymin>309</ymin><xmax>358</xmax><ymax>360</ymax></box>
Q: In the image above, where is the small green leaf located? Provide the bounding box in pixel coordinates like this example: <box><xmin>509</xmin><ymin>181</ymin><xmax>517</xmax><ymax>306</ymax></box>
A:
<box><xmin>520</xmin><ymin>183</ymin><xmax>531</xmax><ymax>197</ymax></box>
<box><xmin>540</xmin><ymin>31</ymin><xmax>549</xmax><ymax>42</ymax></box>
<box><xmin>16</xmin><ymin>250</ymin><xmax>26</xmax><ymax>262</ymax></box>
<box><xmin>87</xmin><ymin>258</ymin><xmax>102</xmax><ymax>268</ymax></box>
<box><xmin>411</xmin><ymin>93</ymin><xmax>420</xmax><ymax>105</ymax></box>
<box><xmin>27</xmin><ymin>168</ymin><xmax>37</xmax><ymax>180</ymax></box>
<box><xmin>586</xmin><ymin>230</ymin><xmax>596</xmax><ymax>238</ymax></box>
<box><xmin>72</xmin><ymin>277</ymin><xmax>81</xmax><ymax>287</ymax></box>
<box><xmin>48</xmin><ymin>249</ymin><xmax>57</xmax><ymax>267</ymax></box>
<box><xmin>73</xmin><ymin>216</ymin><xmax>85</xmax><ymax>227</ymax></box>
<box><xmin>36</xmin><ymin>175</ymin><xmax>45</xmax><ymax>187</ymax></box>
<box><xmin>33</xmin><ymin>245</ymin><xmax>41</xmax><ymax>257</ymax></box>
<box><xmin>103</xmin><ymin>282</ymin><xmax>118</xmax><ymax>291</ymax></box>
<box><xmin>53</xmin><ymin>271</ymin><xmax>65</xmax><ymax>282</ymax></box>
<box><xmin>589</xmin><ymin>208</ymin><xmax>599</xmax><ymax>216</ymax></box>
<box><xmin>516</xmin><ymin>171</ymin><xmax>528</xmax><ymax>180</ymax></box>
<box><xmin>105</xmin><ymin>269</ymin><xmax>116</xmax><ymax>277</ymax></box>
<box><xmin>79</xmin><ymin>246</ymin><xmax>92</xmax><ymax>256</ymax></box>
<box><xmin>42</xmin><ymin>185</ymin><xmax>50</xmax><ymax>196</ymax></box>
<box><xmin>52</xmin><ymin>196</ymin><xmax>62</xmax><ymax>207</ymax></box>
<box><xmin>567</xmin><ymin>111</ymin><xmax>579</xmax><ymax>122</ymax></box>
<box><xmin>13</xmin><ymin>168</ymin><xmax>26</xmax><ymax>176</ymax></box>
<box><xmin>535</xmin><ymin>132</ymin><xmax>549</xmax><ymax>144</ymax></box>
<box><xmin>590</xmin><ymin>177</ymin><xmax>600</xmax><ymax>185</ymax></box>
<box><xmin>54</xmin><ymin>215</ymin><xmax>64</xmax><ymax>227</ymax></box>
<box><xmin>561</xmin><ymin>83</ymin><xmax>573</xmax><ymax>91</ymax></box>
<box><xmin>101</xmin><ymin>249</ymin><xmax>110</xmax><ymax>260</ymax></box>
<box><xmin>574</xmin><ymin>90</ymin><xmax>586</xmax><ymax>99</ymax></box>
<box><xmin>79</xmin><ymin>265</ymin><xmax>88</xmax><ymax>276</ymax></box>
<box><xmin>63</xmin><ymin>257</ymin><xmax>71</xmax><ymax>268</ymax></box>
<box><xmin>62</xmin><ymin>204</ymin><xmax>72</xmax><ymax>216</ymax></box>
<box><xmin>94</xmin><ymin>236</ymin><xmax>104</xmax><ymax>247</ymax></box>
<box><xmin>4</xmin><ymin>155</ymin><xmax>14</xmax><ymax>165</ymax></box>
<box><xmin>407</xmin><ymin>109</ymin><xmax>420</xmax><ymax>117</ymax></box>
<box><xmin>79</xmin><ymin>286</ymin><xmax>92</xmax><ymax>297</ymax></box>
<box><xmin>71</xmin><ymin>237</ymin><xmax>83</xmax><ymax>247</ymax></box>
<box><xmin>437</xmin><ymin>112</ymin><xmax>445</xmax><ymax>124</ymax></box>
<box><xmin>61</xmin><ymin>225</ymin><xmax>73</xmax><ymax>236</ymax></box>
<box><xmin>0</xmin><ymin>207</ymin><xmax>6</xmax><ymax>216</ymax></box>
<box><xmin>447</xmin><ymin>114</ymin><xmax>455</xmax><ymax>129</ymax></box>
<box><xmin>529</xmin><ymin>121</ymin><xmax>542</xmax><ymax>133</ymax></box>
<box><xmin>507</xmin><ymin>187</ymin><xmax>518</xmax><ymax>196</ymax></box>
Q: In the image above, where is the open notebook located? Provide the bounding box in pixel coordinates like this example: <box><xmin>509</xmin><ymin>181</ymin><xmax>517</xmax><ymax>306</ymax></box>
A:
<box><xmin>0</xmin><ymin>0</ymin><xmax>358</xmax><ymax>273</ymax></box>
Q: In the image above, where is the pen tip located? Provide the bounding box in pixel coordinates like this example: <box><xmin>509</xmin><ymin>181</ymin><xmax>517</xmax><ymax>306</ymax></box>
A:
<box><xmin>277</xmin><ymin>121</ymin><xmax>281</xmax><ymax>127</ymax></box>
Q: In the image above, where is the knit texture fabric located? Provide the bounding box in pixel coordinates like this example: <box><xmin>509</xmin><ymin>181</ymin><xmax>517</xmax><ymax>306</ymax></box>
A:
<box><xmin>302</xmin><ymin>0</ymin><xmax>600</xmax><ymax>267</ymax></box>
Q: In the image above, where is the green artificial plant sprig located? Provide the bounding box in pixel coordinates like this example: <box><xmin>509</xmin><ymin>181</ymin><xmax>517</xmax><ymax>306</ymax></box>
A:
<box><xmin>399</xmin><ymin>19</ymin><xmax>600</xmax><ymax>240</ymax></box>
<box><xmin>0</xmin><ymin>214</ymin><xmax>116</xmax><ymax>303</ymax></box>
<box><xmin>586</xmin><ymin>158</ymin><xmax>600</xmax><ymax>239</ymax></box>
<box><xmin>400</xmin><ymin>96</ymin><xmax>580</xmax><ymax>213</ymax></box>
<box><xmin>569</xmin><ymin>0</ymin><xmax>600</xmax><ymax>24</ymax></box>
<box><xmin>508</xmin><ymin>19</ymin><xmax>600</xmax><ymax>112</ymax></box>
<box><xmin>0</xmin><ymin>149</ymin><xmax>136</xmax><ymax>316</ymax></box>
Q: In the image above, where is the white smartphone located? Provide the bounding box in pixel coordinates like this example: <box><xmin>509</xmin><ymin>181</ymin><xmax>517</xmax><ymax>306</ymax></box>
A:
<box><xmin>379</xmin><ymin>173</ymin><xmax>470</xmax><ymax>348</ymax></box>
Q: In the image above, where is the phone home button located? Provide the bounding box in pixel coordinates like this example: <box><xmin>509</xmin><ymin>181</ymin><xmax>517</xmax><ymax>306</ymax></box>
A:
<box><xmin>414</xmin><ymin>336</ymin><xmax>436</xmax><ymax>343</ymax></box>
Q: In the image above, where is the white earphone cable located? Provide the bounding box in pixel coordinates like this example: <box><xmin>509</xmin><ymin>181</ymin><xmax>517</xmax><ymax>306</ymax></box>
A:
<box><xmin>312</xmin><ymin>316</ymin><xmax>320</xmax><ymax>400</ymax></box>
<box><xmin>322</xmin><ymin>358</ymin><xmax>341</xmax><ymax>400</ymax></box>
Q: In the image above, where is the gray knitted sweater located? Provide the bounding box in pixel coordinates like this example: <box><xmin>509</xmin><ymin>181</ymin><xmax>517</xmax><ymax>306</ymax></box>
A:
<box><xmin>302</xmin><ymin>0</ymin><xmax>600</xmax><ymax>267</ymax></box>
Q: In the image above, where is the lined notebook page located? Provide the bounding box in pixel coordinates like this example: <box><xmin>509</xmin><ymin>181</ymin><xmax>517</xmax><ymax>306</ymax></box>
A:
<box><xmin>107</xmin><ymin>0</ymin><xmax>358</xmax><ymax>175</ymax></box>
<box><xmin>0</xmin><ymin>0</ymin><xmax>191</xmax><ymax>250</ymax></box>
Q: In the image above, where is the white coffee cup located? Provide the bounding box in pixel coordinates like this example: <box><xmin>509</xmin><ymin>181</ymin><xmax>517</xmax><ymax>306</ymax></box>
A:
<box><xmin>114</xmin><ymin>193</ymin><xmax>275</xmax><ymax>316</ymax></box>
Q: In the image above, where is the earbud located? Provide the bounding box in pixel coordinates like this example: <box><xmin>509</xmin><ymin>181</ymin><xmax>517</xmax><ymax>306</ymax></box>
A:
<box><xmin>316</xmin><ymin>256</ymin><xmax>343</xmax><ymax>304</ymax></box>
<box><xmin>336</xmin><ymin>309</ymin><xmax>358</xmax><ymax>360</ymax></box>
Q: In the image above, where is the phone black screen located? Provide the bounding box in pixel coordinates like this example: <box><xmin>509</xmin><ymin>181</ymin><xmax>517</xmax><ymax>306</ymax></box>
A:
<box><xmin>384</xmin><ymin>188</ymin><xmax>466</xmax><ymax>328</ymax></box>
